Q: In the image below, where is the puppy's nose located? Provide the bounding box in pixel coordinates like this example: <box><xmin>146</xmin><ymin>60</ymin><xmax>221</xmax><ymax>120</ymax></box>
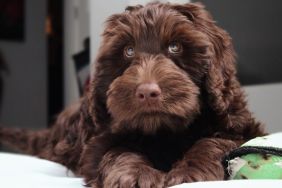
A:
<box><xmin>136</xmin><ymin>83</ymin><xmax>161</xmax><ymax>101</ymax></box>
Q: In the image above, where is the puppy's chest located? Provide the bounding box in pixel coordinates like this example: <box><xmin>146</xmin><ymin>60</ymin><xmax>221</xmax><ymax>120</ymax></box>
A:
<box><xmin>126</xmin><ymin>135</ymin><xmax>194</xmax><ymax>172</ymax></box>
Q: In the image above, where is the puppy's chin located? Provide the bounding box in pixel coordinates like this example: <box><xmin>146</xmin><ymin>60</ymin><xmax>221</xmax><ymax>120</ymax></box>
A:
<box><xmin>110</xmin><ymin>111</ymin><xmax>197</xmax><ymax>135</ymax></box>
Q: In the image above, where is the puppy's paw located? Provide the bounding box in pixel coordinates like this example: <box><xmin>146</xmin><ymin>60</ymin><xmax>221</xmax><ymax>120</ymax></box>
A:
<box><xmin>103</xmin><ymin>167</ymin><xmax>165</xmax><ymax>188</ymax></box>
<box><xmin>137</xmin><ymin>168</ymin><xmax>165</xmax><ymax>188</ymax></box>
<box><xmin>165</xmin><ymin>168</ymin><xmax>194</xmax><ymax>187</ymax></box>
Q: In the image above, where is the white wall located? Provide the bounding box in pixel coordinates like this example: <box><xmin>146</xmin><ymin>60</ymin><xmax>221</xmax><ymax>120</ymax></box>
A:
<box><xmin>245</xmin><ymin>83</ymin><xmax>282</xmax><ymax>133</ymax></box>
<box><xmin>89</xmin><ymin>0</ymin><xmax>129</xmax><ymax>69</ymax></box>
<box><xmin>0</xmin><ymin>0</ymin><xmax>47</xmax><ymax>129</ymax></box>
<box><xmin>64</xmin><ymin>0</ymin><xmax>90</xmax><ymax>106</ymax></box>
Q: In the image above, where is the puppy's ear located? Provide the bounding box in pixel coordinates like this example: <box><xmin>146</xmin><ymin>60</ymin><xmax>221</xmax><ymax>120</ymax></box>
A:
<box><xmin>86</xmin><ymin>12</ymin><xmax>128</xmax><ymax>133</ymax></box>
<box><xmin>87</xmin><ymin>68</ymin><xmax>112</xmax><ymax>133</ymax></box>
<box><xmin>173</xmin><ymin>3</ymin><xmax>263</xmax><ymax>135</ymax></box>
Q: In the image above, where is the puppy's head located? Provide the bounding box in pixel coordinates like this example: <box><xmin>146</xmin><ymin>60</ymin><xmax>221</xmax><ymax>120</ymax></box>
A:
<box><xmin>88</xmin><ymin>2</ymin><xmax>241</xmax><ymax>135</ymax></box>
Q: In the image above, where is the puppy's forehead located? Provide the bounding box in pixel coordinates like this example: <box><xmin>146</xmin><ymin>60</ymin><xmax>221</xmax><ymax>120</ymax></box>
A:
<box><xmin>106</xmin><ymin>4</ymin><xmax>190</xmax><ymax>53</ymax></box>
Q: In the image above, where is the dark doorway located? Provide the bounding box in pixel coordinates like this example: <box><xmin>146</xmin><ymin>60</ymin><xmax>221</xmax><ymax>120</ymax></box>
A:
<box><xmin>47</xmin><ymin>0</ymin><xmax>63</xmax><ymax>125</ymax></box>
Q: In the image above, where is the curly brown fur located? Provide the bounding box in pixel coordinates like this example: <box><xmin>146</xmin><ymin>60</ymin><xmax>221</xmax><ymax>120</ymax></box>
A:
<box><xmin>0</xmin><ymin>2</ymin><xmax>265</xmax><ymax>188</ymax></box>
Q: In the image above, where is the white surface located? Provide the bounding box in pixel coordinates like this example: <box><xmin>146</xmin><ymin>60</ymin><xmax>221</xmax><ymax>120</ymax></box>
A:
<box><xmin>171</xmin><ymin>180</ymin><xmax>282</xmax><ymax>188</ymax></box>
<box><xmin>0</xmin><ymin>152</ymin><xmax>84</xmax><ymax>188</ymax></box>
<box><xmin>243</xmin><ymin>132</ymin><xmax>282</xmax><ymax>148</ymax></box>
<box><xmin>244</xmin><ymin>83</ymin><xmax>282</xmax><ymax>133</ymax></box>
<box><xmin>1</xmin><ymin>152</ymin><xmax>282</xmax><ymax>188</ymax></box>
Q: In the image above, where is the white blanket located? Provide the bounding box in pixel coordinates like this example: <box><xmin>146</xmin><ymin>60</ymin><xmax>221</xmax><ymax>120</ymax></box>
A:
<box><xmin>0</xmin><ymin>152</ymin><xmax>84</xmax><ymax>188</ymax></box>
<box><xmin>0</xmin><ymin>152</ymin><xmax>282</xmax><ymax>188</ymax></box>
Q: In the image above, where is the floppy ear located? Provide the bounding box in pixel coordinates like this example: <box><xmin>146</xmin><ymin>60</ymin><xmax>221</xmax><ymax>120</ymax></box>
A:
<box><xmin>173</xmin><ymin>3</ymin><xmax>264</xmax><ymax>136</ymax></box>
<box><xmin>86</xmin><ymin>11</ymin><xmax>130</xmax><ymax>134</ymax></box>
<box><xmin>87</xmin><ymin>63</ymin><xmax>112</xmax><ymax>134</ymax></box>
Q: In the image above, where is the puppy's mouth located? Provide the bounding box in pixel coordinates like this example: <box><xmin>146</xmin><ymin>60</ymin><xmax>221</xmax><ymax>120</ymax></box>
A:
<box><xmin>111</xmin><ymin>111</ymin><xmax>192</xmax><ymax>134</ymax></box>
<box><xmin>108</xmin><ymin>88</ymin><xmax>199</xmax><ymax>134</ymax></box>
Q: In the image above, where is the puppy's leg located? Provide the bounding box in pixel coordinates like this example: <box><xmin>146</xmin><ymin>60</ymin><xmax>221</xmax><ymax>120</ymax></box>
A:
<box><xmin>0</xmin><ymin>127</ymin><xmax>50</xmax><ymax>155</ymax></box>
<box><xmin>0</xmin><ymin>124</ymin><xmax>84</xmax><ymax>174</ymax></box>
<box><xmin>0</xmin><ymin>99</ymin><xmax>96</xmax><ymax>175</ymax></box>
<box><xmin>165</xmin><ymin>138</ymin><xmax>237</xmax><ymax>186</ymax></box>
<box><xmin>83</xmin><ymin>147</ymin><xmax>165</xmax><ymax>188</ymax></box>
<box><xmin>0</xmin><ymin>100</ymin><xmax>83</xmax><ymax>155</ymax></box>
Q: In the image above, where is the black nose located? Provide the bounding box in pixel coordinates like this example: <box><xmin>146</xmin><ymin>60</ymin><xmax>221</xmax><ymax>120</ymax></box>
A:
<box><xmin>136</xmin><ymin>83</ymin><xmax>161</xmax><ymax>102</ymax></box>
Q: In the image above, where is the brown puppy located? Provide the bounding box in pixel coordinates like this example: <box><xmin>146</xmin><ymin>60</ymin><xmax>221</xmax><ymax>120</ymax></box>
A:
<box><xmin>0</xmin><ymin>2</ymin><xmax>265</xmax><ymax>188</ymax></box>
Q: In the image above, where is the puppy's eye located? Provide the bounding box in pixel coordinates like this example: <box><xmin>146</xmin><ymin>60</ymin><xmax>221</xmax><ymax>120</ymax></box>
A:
<box><xmin>168</xmin><ymin>42</ymin><xmax>182</xmax><ymax>54</ymax></box>
<box><xmin>124</xmin><ymin>46</ymin><xmax>135</xmax><ymax>58</ymax></box>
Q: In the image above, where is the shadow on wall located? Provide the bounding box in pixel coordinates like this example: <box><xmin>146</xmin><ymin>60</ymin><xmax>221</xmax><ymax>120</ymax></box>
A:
<box><xmin>0</xmin><ymin>50</ymin><xmax>9</xmax><ymax>111</ymax></box>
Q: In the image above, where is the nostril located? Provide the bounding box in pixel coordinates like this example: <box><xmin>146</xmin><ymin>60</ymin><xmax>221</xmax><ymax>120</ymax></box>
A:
<box><xmin>138</xmin><ymin>93</ymin><xmax>145</xmax><ymax>100</ymax></box>
<box><xmin>150</xmin><ymin>91</ymin><xmax>160</xmax><ymax>98</ymax></box>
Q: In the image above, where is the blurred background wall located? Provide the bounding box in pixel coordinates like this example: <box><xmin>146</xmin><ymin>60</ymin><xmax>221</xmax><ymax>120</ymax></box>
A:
<box><xmin>195</xmin><ymin>0</ymin><xmax>282</xmax><ymax>85</ymax></box>
<box><xmin>0</xmin><ymin>0</ymin><xmax>47</xmax><ymax>129</ymax></box>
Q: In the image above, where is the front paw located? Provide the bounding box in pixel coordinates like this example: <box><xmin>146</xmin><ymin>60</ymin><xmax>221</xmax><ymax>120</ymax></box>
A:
<box><xmin>165</xmin><ymin>168</ymin><xmax>194</xmax><ymax>187</ymax></box>
<box><xmin>138</xmin><ymin>168</ymin><xmax>165</xmax><ymax>188</ymax></box>
<box><xmin>101</xmin><ymin>167</ymin><xmax>165</xmax><ymax>188</ymax></box>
